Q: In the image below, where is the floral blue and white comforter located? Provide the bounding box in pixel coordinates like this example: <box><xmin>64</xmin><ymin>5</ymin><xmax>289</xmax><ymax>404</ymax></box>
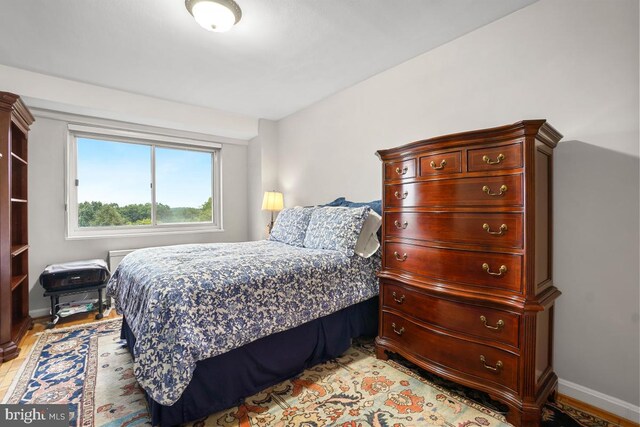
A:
<box><xmin>107</xmin><ymin>240</ymin><xmax>380</xmax><ymax>405</ymax></box>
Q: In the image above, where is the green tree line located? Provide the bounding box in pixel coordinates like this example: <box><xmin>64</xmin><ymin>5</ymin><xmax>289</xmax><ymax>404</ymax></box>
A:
<box><xmin>79</xmin><ymin>198</ymin><xmax>212</xmax><ymax>226</ymax></box>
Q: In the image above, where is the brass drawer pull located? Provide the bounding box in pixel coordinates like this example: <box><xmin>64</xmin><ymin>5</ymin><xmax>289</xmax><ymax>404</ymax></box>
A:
<box><xmin>429</xmin><ymin>159</ymin><xmax>447</xmax><ymax>170</ymax></box>
<box><xmin>394</xmin><ymin>191</ymin><xmax>408</xmax><ymax>200</ymax></box>
<box><xmin>482</xmin><ymin>184</ymin><xmax>508</xmax><ymax>196</ymax></box>
<box><xmin>395</xmin><ymin>166</ymin><xmax>408</xmax><ymax>175</ymax></box>
<box><xmin>391</xmin><ymin>322</ymin><xmax>405</xmax><ymax>336</ymax></box>
<box><xmin>394</xmin><ymin>220</ymin><xmax>408</xmax><ymax>230</ymax></box>
<box><xmin>482</xmin><ymin>153</ymin><xmax>505</xmax><ymax>165</ymax></box>
<box><xmin>480</xmin><ymin>355</ymin><xmax>503</xmax><ymax>372</ymax></box>
<box><xmin>482</xmin><ymin>263</ymin><xmax>507</xmax><ymax>276</ymax></box>
<box><xmin>393</xmin><ymin>252</ymin><xmax>408</xmax><ymax>262</ymax></box>
<box><xmin>483</xmin><ymin>223</ymin><xmax>507</xmax><ymax>235</ymax></box>
<box><xmin>480</xmin><ymin>315</ymin><xmax>505</xmax><ymax>330</ymax></box>
<box><xmin>392</xmin><ymin>292</ymin><xmax>405</xmax><ymax>304</ymax></box>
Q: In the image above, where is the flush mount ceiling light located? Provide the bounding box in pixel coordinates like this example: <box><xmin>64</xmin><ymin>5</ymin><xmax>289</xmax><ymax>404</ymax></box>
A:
<box><xmin>185</xmin><ymin>0</ymin><xmax>242</xmax><ymax>33</ymax></box>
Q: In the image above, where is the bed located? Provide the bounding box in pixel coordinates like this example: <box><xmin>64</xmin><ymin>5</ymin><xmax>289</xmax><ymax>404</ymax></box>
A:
<box><xmin>107</xmin><ymin>204</ymin><xmax>381</xmax><ymax>426</ymax></box>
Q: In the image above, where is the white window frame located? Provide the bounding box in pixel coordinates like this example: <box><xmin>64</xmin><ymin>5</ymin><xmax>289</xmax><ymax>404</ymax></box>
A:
<box><xmin>66</xmin><ymin>124</ymin><xmax>223</xmax><ymax>239</ymax></box>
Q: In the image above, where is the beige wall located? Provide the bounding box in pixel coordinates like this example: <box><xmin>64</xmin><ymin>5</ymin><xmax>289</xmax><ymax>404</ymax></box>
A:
<box><xmin>248</xmin><ymin>119</ymin><xmax>279</xmax><ymax>241</ymax></box>
<box><xmin>276</xmin><ymin>0</ymin><xmax>639</xmax><ymax>417</ymax></box>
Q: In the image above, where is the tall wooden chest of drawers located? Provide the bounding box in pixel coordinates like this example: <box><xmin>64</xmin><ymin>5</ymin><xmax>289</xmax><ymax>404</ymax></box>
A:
<box><xmin>375</xmin><ymin>121</ymin><xmax>562</xmax><ymax>426</ymax></box>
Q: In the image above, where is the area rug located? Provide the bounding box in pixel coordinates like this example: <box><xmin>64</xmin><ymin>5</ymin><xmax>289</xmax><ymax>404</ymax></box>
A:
<box><xmin>382</xmin><ymin>348</ymin><xmax>615</xmax><ymax>427</ymax></box>
<box><xmin>2</xmin><ymin>319</ymin><xmax>604</xmax><ymax>427</ymax></box>
<box><xmin>2</xmin><ymin>319</ymin><xmax>148</xmax><ymax>426</ymax></box>
<box><xmin>199</xmin><ymin>347</ymin><xmax>510</xmax><ymax>427</ymax></box>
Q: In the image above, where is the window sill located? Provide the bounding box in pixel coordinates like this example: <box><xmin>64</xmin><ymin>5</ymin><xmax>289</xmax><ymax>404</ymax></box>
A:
<box><xmin>66</xmin><ymin>225</ymin><xmax>225</xmax><ymax>240</ymax></box>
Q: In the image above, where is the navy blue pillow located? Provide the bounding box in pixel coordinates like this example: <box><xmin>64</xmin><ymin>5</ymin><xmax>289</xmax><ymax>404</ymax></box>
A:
<box><xmin>342</xmin><ymin>199</ymin><xmax>382</xmax><ymax>216</ymax></box>
<box><xmin>321</xmin><ymin>197</ymin><xmax>381</xmax><ymax>216</ymax></box>
<box><xmin>323</xmin><ymin>197</ymin><xmax>346</xmax><ymax>207</ymax></box>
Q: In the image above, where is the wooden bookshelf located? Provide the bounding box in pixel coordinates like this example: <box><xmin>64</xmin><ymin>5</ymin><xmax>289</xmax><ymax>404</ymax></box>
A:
<box><xmin>10</xmin><ymin>244</ymin><xmax>28</xmax><ymax>257</ymax></box>
<box><xmin>10</xmin><ymin>152</ymin><xmax>27</xmax><ymax>165</ymax></box>
<box><xmin>10</xmin><ymin>275</ymin><xmax>27</xmax><ymax>291</ymax></box>
<box><xmin>0</xmin><ymin>92</ymin><xmax>34</xmax><ymax>363</ymax></box>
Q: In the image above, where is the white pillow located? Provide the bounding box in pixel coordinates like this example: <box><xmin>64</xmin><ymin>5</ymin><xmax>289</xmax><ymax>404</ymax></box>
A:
<box><xmin>354</xmin><ymin>210</ymin><xmax>382</xmax><ymax>258</ymax></box>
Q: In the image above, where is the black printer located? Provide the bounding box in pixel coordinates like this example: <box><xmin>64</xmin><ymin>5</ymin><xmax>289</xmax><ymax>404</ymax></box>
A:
<box><xmin>39</xmin><ymin>259</ymin><xmax>110</xmax><ymax>292</ymax></box>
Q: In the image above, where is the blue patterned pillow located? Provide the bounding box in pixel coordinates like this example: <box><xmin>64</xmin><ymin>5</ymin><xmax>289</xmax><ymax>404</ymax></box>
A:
<box><xmin>269</xmin><ymin>207</ymin><xmax>315</xmax><ymax>246</ymax></box>
<box><xmin>303</xmin><ymin>206</ymin><xmax>370</xmax><ymax>256</ymax></box>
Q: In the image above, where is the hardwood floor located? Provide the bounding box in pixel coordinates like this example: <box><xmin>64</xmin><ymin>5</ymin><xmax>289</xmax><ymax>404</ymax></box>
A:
<box><xmin>0</xmin><ymin>310</ymin><xmax>636</xmax><ymax>427</ymax></box>
<box><xmin>556</xmin><ymin>394</ymin><xmax>639</xmax><ymax>427</ymax></box>
<box><xmin>0</xmin><ymin>309</ymin><xmax>121</xmax><ymax>400</ymax></box>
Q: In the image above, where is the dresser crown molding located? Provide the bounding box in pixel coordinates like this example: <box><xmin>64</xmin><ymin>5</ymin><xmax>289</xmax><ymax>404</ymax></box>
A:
<box><xmin>377</xmin><ymin>120</ymin><xmax>562</xmax><ymax>162</ymax></box>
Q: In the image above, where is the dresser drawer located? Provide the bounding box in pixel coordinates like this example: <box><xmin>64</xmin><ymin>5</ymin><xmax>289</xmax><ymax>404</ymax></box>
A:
<box><xmin>419</xmin><ymin>151</ymin><xmax>461</xmax><ymax>176</ymax></box>
<box><xmin>384</xmin><ymin>211</ymin><xmax>523</xmax><ymax>249</ymax></box>
<box><xmin>381</xmin><ymin>282</ymin><xmax>520</xmax><ymax>347</ymax></box>
<box><xmin>384</xmin><ymin>242</ymin><xmax>522</xmax><ymax>292</ymax></box>
<box><xmin>380</xmin><ymin>312</ymin><xmax>518</xmax><ymax>391</ymax></box>
<box><xmin>384</xmin><ymin>174</ymin><xmax>523</xmax><ymax>208</ymax></box>
<box><xmin>385</xmin><ymin>159</ymin><xmax>416</xmax><ymax>181</ymax></box>
<box><xmin>468</xmin><ymin>142</ymin><xmax>523</xmax><ymax>172</ymax></box>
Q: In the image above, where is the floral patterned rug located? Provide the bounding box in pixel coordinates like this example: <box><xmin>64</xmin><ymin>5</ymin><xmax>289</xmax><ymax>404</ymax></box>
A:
<box><xmin>382</xmin><ymin>349</ymin><xmax>618</xmax><ymax>427</ymax></box>
<box><xmin>2</xmin><ymin>318</ymin><xmax>610</xmax><ymax>427</ymax></box>
<box><xmin>201</xmin><ymin>347</ymin><xmax>510</xmax><ymax>427</ymax></box>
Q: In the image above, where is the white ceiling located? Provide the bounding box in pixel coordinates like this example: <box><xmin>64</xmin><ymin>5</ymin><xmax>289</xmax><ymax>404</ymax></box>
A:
<box><xmin>0</xmin><ymin>0</ymin><xmax>537</xmax><ymax>120</ymax></box>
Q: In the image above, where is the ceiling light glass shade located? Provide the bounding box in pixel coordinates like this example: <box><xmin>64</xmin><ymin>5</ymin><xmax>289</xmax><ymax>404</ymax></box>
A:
<box><xmin>185</xmin><ymin>0</ymin><xmax>242</xmax><ymax>33</ymax></box>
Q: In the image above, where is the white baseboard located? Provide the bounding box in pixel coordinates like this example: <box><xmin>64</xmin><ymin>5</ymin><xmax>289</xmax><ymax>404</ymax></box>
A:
<box><xmin>559</xmin><ymin>378</ymin><xmax>640</xmax><ymax>423</ymax></box>
<box><xmin>29</xmin><ymin>307</ymin><xmax>51</xmax><ymax>318</ymax></box>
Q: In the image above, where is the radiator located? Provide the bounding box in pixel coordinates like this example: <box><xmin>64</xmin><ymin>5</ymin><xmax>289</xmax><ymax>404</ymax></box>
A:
<box><xmin>107</xmin><ymin>249</ymin><xmax>136</xmax><ymax>272</ymax></box>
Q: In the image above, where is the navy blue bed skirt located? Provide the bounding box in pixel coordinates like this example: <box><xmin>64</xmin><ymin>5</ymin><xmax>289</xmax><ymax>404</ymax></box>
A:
<box><xmin>121</xmin><ymin>296</ymin><xmax>378</xmax><ymax>426</ymax></box>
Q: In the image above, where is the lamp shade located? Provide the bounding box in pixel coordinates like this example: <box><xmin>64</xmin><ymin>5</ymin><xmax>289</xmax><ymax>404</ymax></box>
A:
<box><xmin>262</xmin><ymin>191</ymin><xmax>284</xmax><ymax>212</ymax></box>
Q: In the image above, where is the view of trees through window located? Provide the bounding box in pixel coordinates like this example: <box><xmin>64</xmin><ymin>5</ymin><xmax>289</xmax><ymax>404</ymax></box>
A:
<box><xmin>76</xmin><ymin>137</ymin><xmax>214</xmax><ymax>228</ymax></box>
<box><xmin>78</xmin><ymin>198</ymin><xmax>213</xmax><ymax>227</ymax></box>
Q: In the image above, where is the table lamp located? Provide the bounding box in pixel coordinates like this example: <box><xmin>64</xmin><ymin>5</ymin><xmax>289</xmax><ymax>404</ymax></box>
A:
<box><xmin>262</xmin><ymin>191</ymin><xmax>284</xmax><ymax>234</ymax></box>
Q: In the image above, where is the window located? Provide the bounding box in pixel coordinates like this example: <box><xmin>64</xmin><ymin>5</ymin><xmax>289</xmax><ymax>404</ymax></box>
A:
<box><xmin>67</xmin><ymin>125</ymin><xmax>221</xmax><ymax>238</ymax></box>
